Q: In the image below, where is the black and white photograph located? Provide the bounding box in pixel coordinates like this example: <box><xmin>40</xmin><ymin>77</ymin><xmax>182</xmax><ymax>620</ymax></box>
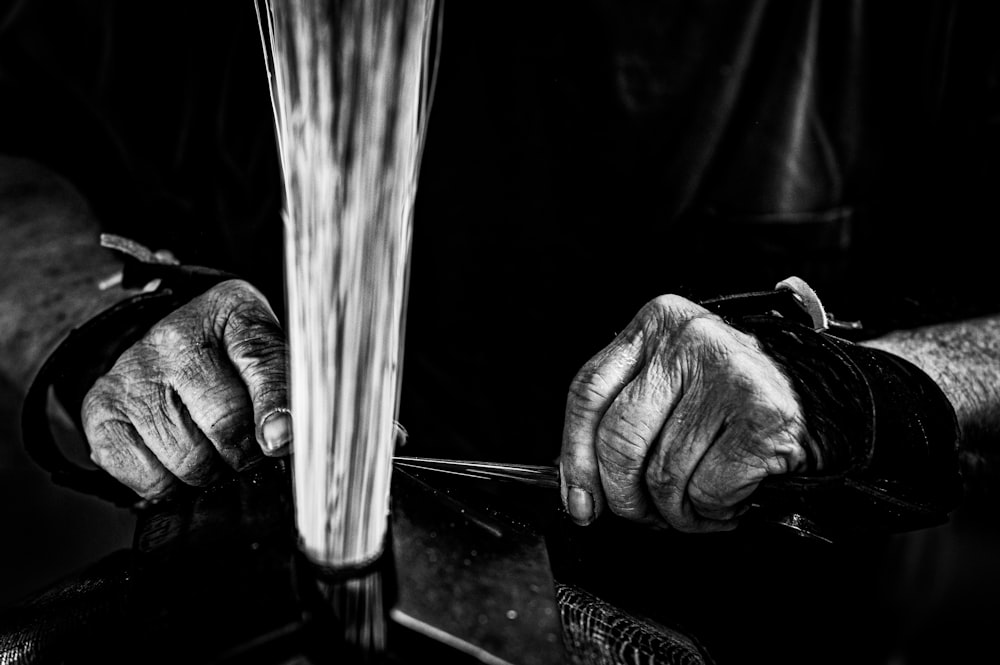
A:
<box><xmin>2</xmin><ymin>1</ymin><xmax>999</xmax><ymax>663</ymax></box>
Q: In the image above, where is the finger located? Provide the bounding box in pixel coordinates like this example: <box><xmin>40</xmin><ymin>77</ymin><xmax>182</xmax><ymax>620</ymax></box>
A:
<box><xmin>560</xmin><ymin>320</ymin><xmax>648</xmax><ymax>525</ymax></box>
<box><xmin>644</xmin><ymin>386</ymin><xmax>728</xmax><ymax>532</ymax></box>
<box><xmin>170</xmin><ymin>345</ymin><xmax>260</xmax><ymax>471</ymax></box>
<box><xmin>217</xmin><ymin>281</ymin><xmax>290</xmax><ymax>456</ymax></box>
<box><xmin>686</xmin><ymin>430</ymin><xmax>767</xmax><ymax>530</ymax></box>
<box><xmin>126</xmin><ymin>383</ymin><xmax>226</xmax><ymax>488</ymax></box>
<box><xmin>682</xmin><ymin>342</ymin><xmax>809</xmax><ymax>528</ymax></box>
<box><xmin>595</xmin><ymin>346</ymin><xmax>682</xmax><ymax>522</ymax></box>
<box><xmin>85</xmin><ymin>416</ymin><xmax>177</xmax><ymax>501</ymax></box>
<box><xmin>687</xmin><ymin>417</ymin><xmax>804</xmax><ymax>522</ymax></box>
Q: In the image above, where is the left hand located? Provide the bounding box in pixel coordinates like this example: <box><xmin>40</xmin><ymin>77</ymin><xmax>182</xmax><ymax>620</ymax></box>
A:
<box><xmin>81</xmin><ymin>279</ymin><xmax>289</xmax><ymax>501</ymax></box>
<box><xmin>559</xmin><ymin>294</ymin><xmax>817</xmax><ymax>532</ymax></box>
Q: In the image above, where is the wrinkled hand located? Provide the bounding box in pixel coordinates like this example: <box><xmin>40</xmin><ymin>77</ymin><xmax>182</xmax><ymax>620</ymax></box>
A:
<box><xmin>82</xmin><ymin>279</ymin><xmax>291</xmax><ymax>500</ymax></box>
<box><xmin>560</xmin><ymin>295</ymin><xmax>816</xmax><ymax>532</ymax></box>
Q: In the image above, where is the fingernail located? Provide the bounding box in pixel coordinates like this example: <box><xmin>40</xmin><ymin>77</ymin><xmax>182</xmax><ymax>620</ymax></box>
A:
<box><xmin>568</xmin><ymin>486</ymin><xmax>594</xmax><ymax>525</ymax></box>
<box><xmin>261</xmin><ymin>409</ymin><xmax>292</xmax><ymax>455</ymax></box>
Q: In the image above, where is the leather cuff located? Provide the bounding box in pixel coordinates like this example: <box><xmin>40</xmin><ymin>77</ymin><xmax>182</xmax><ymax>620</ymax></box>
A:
<box><xmin>20</xmin><ymin>236</ymin><xmax>237</xmax><ymax>506</ymax></box>
<box><xmin>701</xmin><ymin>279</ymin><xmax>962</xmax><ymax>541</ymax></box>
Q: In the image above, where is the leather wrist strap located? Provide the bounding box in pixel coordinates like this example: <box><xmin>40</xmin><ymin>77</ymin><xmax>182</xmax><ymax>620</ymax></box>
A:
<box><xmin>700</xmin><ymin>279</ymin><xmax>961</xmax><ymax>540</ymax></box>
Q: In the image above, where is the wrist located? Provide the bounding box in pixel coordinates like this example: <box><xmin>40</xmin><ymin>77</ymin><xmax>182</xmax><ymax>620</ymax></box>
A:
<box><xmin>700</xmin><ymin>277</ymin><xmax>962</xmax><ymax>539</ymax></box>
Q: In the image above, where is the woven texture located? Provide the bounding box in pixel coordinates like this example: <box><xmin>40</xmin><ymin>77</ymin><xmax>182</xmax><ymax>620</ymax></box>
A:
<box><xmin>557</xmin><ymin>581</ymin><xmax>712</xmax><ymax>665</ymax></box>
<box><xmin>0</xmin><ymin>551</ymin><xmax>133</xmax><ymax>665</ymax></box>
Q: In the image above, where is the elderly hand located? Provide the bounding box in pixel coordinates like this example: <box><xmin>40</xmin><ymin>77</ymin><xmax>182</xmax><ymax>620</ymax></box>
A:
<box><xmin>559</xmin><ymin>294</ymin><xmax>817</xmax><ymax>532</ymax></box>
<box><xmin>81</xmin><ymin>279</ymin><xmax>290</xmax><ymax>501</ymax></box>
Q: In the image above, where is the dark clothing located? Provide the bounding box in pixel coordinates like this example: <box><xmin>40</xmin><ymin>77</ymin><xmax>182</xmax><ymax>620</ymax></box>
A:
<box><xmin>3</xmin><ymin>2</ymin><xmax>1000</xmax><ymax>663</ymax></box>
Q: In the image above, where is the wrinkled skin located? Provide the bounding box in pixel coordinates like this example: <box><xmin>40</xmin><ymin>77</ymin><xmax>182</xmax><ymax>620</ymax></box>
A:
<box><xmin>559</xmin><ymin>294</ymin><xmax>816</xmax><ymax>532</ymax></box>
<box><xmin>82</xmin><ymin>280</ymin><xmax>291</xmax><ymax>500</ymax></box>
<box><xmin>83</xmin><ymin>283</ymin><xmax>812</xmax><ymax>527</ymax></box>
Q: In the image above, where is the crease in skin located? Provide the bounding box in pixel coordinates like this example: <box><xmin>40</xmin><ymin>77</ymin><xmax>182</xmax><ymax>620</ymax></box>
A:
<box><xmin>563</xmin><ymin>320</ymin><xmax>649</xmax><ymax>458</ymax></box>
<box><xmin>684</xmin><ymin>432</ymin><xmax>760</xmax><ymax>522</ymax></box>
<box><xmin>648</xmin><ymin>338</ymin><xmax>746</xmax><ymax>527</ymax></box>
<box><xmin>605</xmin><ymin>342</ymin><xmax>686</xmax><ymax>521</ymax></box>
<box><xmin>678</xmin><ymin>355</ymin><xmax>806</xmax><ymax>526</ymax></box>
<box><xmin>660</xmin><ymin>382</ymin><xmax>725</xmax><ymax>527</ymax></box>
<box><xmin>118</xmin><ymin>371</ymin><xmax>215</xmax><ymax>485</ymax></box>
<box><xmin>145</xmin><ymin>388</ymin><xmax>217</xmax><ymax>483</ymax></box>
<box><xmin>165</xmin><ymin>439</ymin><xmax>218</xmax><ymax>486</ymax></box>
<box><xmin>730</xmin><ymin>364</ymin><xmax>811</xmax><ymax>475</ymax></box>
<box><xmin>92</xmin><ymin>418</ymin><xmax>174</xmax><ymax>499</ymax></box>
<box><xmin>175</xmin><ymin>369</ymin><xmax>258</xmax><ymax>468</ymax></box>
<box><xmin>147</xmin><ymin>317</ymin><xmax>193</xmax><ymax>355</ymax></box>
<box><xmin>727</xmin><ymin>325</ymin><xmax>819</xmax><ymax>472</ymax></box>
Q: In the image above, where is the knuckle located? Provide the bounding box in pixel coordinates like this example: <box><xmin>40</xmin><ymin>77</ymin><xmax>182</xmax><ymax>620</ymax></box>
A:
<box><xmin>645</xmin><ymin>468</ymin><xmax>681</xmax><ymax>508</ymax></box>
<box><xmin>644</xmin><ymin>459</ymin><xmax>668</xmax><ymax>491</ymax></box>
<box><xmin>556</xmin><ymin>449</ymin><xmax>585</xmax><ymax>475</ymax></box>
<box><xmin>202</xmin><ymin>279</ymin><xmax>245</xmax><ymax>307</ymax></box>
<box><xmin>82</xmin><ymin>377</ymin><xmax>127</xmax><ymax>434</ymax></box>
<box><xmin>81</xmin><ymin>382</ymin><xmax>109</xmax><ymax>421</ymax></box>
<box><xmin>222</xmin><ymin>309</ymin><xmax>287</xmax><ymax>376</ymax></box>
<box><xmin>676</xmin><ymin>315</ymin><xmax>729</xmax><ymax>352</ymax></box>
<box><xmin>227</xmin><ymin>332</ymin><xmax>287</xmax><ymax>367</ymax></box>
<box><xmin>645</xmin><ymin>470</ymin><xmax>691</xmax><ymax>529</ymax></box>
<box><xmin>146</xmin><ymin>317</ymin><xmax>195</xmax><ymax>353</ymax></box>
<box><xmin>649</xmin><ymin>293</ymin><xmax>688</xmax><ymax>312</ymax></box>
<box><xmin>729</xmin><ymin>410</ymin><xmax>804</xmax><ymax>469</ymax></box>
<box><xmin>753</xmin><ymin>442</ymin><xmax>795</xmax><ymax>475</ymax></box>
<box><xmin>88</xmin><ymin>371</ymin><xmax>125</xmax><ymax>398</ymax></box>
<box><xmin>647</xmin><ymin>293</ymin><xmax>707</xmax><ymax>320</ymax></box>
<box><xmin>214</xmin><ymin>280</ymin><xmax>279</xmax><ymax>324</ymax></box>
<box><xmin>172</xmin><ymin>351</ymin><xmax>221</xmax><ymax>389</ymax></box>
<box><xmin>682</xmin><ymin>313</ymin><xmax>720</xmax><ymax>337</ymax></box>
<box><xmin>212</xmin><ymin>278</ymin><xmax>264</xmax><ymax>303</ymax></box>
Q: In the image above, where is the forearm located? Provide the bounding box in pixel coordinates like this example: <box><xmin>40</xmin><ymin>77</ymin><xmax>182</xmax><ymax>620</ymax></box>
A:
<box><xmin>862</xmin><ymin>316</ymin><xmax>1000</xmax><ymax>480</ymax></box>
<box><xmin>0</xmin><ymin>156</ymin><xmax>134</xmax><ymax>394</ymax></box>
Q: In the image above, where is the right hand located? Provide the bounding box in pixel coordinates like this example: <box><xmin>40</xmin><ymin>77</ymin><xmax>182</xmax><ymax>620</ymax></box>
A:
<box><xmin>81</xmin><ymin>279</ymin><xmax>291</xmax><ymax>501</ymax></box>
<box><xmin>559</xmin><ymin>294</ymin><xmax>814</xmax><ymax>532</ymax></box>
